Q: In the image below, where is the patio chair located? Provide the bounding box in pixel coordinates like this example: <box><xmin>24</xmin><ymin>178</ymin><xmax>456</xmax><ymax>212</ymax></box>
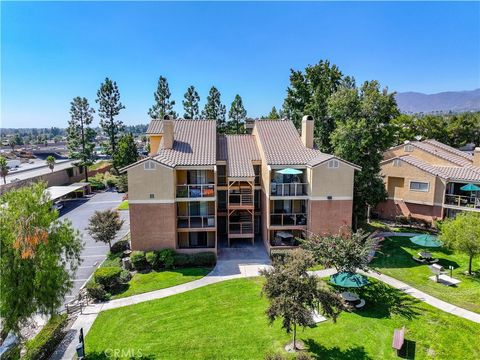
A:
<box><xmin>355</xmin><ymin>299</ymin><xmax>366</xmax><ymax>309</ymax></box>
<box><xmin>412</xmin><ymin>256</ymin><xmax>427</xmax><ymax>264</ymax></box>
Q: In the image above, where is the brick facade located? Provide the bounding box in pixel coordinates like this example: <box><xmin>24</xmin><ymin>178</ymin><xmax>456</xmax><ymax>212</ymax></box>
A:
<box><xmin>129</xmin><ymin>203</ymin><xmax>176</xmax><ymax>251</ymax></box>
<box><xmin>308</xmin><ymin>200</ymin><xmax>353</xmax><ymax>236</ymax></box>
<box><xmin>376</xmin><ymin>199</ymin><xmax>443</xmax><ymax>222</ymax></box>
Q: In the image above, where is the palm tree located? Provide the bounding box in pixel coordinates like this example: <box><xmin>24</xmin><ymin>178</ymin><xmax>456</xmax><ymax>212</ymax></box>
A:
<box><xmin>0</xmin><ymin>156</ymin><xmax>8</xmax><ymax>184</ymax></box>
<box><xmin>46</xmin><ymin>156</ymin><xmax>56</xmax><ymax>173</ymax></box>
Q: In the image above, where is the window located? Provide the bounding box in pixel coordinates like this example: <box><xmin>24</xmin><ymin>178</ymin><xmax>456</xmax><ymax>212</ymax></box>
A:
<box><xmin>410</xmin><ymin>181</ymin><xmax>429</xmax><ymax>192</ymax></box>
<box><xmin>328</xmin><ymin>159</ymin><xmax>339</xmax><ymax>169</ymax></box>
<box><xmin>149</xmin><ymin>193</ymin><xmax>155</xmax><ymax>199</ymax></box>
<box><xmin>393</xmin><ymin>159</ymin><xmax>402</xmax><ymax>167</ymax></box>
<box><xmin>144</xmin><ymin>161</ymin><xmax>156</xmax><ymax>170</ymax></box>
<box><xmin>189</xmin><ymin>232</ymin><xmax>207</xmax><ymax>247</ymax></box>
<box><xmin>404</xmin><ymin>144</ymin><xmax>414</xmax><ymax>152</ymax></box>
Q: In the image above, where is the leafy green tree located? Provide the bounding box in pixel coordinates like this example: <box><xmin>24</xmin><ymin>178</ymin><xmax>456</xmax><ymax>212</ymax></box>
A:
<box><xmin>183</xmin><ymin>85</ymin><xmax>200</xmax><ymax>119</ymax></box>
<box><xmin>67</xmin><ymin>96</ymin><xmax>96</xmax><ymax>182</ymax></box>
<box><xmin>202</xmin><ymin>86</ymin><xmax>226</xmax><ymax>132</ymax></box>
<box><xmin>0</xmin><ymin>156</ymin><xmax>8</xmax><ymax>184</ymax></box>
<box><xmin>283</xmin><ymin>60</ymin><xmax>344</xmax><ymax>152</ymax></box>
<box><xmin>260</xmin><ymin>250</ymin><xmax>344</xmax><ymax>350</ymax></box>
<box><xmin>87</xmin><ymin>209</ymin><xmax>125</xmax><ymax>250</ymax></box>
<box><xmin>46</xmin><ymin>155</ymin><xmax>55</xmax><ymax>172</ymax></box>
<box><xmin>149</xmin><ymin>76</ymin><xmax>177</xmax><ymax>119</ymax></box>
<box><xmin>96</xmin><ymin>78</ymin><xmax>125</xmax><ymax>172</ymax></box>
<box><xmin>440</xmin><ymin>212</ymin><xmax>480</xmax><ymax>275</ymax></box>
<box><xmin>302</xmin><ymin>230</ymin><xmax>377</xmax><ymax>273</ymax></box>
<box><xmin>113</xmin><ymin>133</ymin><xmax>139</xmax><ymax>169</ymax></box>
<box><xmin>330</xmin><ymin>81</ymin><xmax>398</xmax><ymax>228</ymax></box>
<box><xmin>0</xmin><ymin>183</ymin><xmax>82</xmax><ymax>337</ymax></box>
<box><xmin>267</xmin><ymin>106</ymin><xmax>280</xmax><ymax>119</ymax></box>
<box><xmin>227</xmin><ymin>94</ymin><xmax>247</xmax><ymax>134</ymax></box>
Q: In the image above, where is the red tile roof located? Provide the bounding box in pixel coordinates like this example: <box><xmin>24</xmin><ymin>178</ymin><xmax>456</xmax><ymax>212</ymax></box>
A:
<box><xmin>146</xmin><ymin>120</ymin><xmax>163</xmax><ymax>134</ymax></box>
<box><xmin>225</xmin><ymin>135</ymin><xmax>260</xmax><ymax>177</ymax></box>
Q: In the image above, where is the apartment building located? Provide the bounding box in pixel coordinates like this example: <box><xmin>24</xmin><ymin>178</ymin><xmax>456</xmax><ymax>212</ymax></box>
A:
<box><xmin>122</xmin><ymin>115</ymin><xmax>360</xmax><ymax>254</ymax></box>
<box><xmin>377</xmin><ymin>139</ymin><xmax>480</xmax><ymax>222</ymax></box>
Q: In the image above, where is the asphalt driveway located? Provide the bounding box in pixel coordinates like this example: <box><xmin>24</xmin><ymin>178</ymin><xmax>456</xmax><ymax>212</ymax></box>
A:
<box><xmin>59</xmin><ymin>190</ymin><xmax>130</xmax><ymax>307</ymax></box>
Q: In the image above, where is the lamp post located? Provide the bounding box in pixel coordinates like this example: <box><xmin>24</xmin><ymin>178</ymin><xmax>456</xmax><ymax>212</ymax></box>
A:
<box><xmin>76</xmin><ymin>328</ymin><xmax>85</xmax><ymax>359</ymax></box>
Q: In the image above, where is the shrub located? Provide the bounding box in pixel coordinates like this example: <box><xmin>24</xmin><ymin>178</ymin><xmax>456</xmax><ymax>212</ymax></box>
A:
<box><xmin>94</xmin><ymin>267</ymin><xmax>122</xmax><ymax>290</ymax></box>
<box><xmin>23</xmin><ymin>314</ymin><xmax>68</xmax><ymax>360</ymax></box>
<box><xmin>86</xmin><ymin>280</ymin><xmax>109</xmax><ymax>301</ymax></box>
<box><xmin>130</xmin><ymin>251</ymin><xmax>148</xmax><ymax>271</ymax></box>
<box><xmin>119</xmin><ymin>269</ymin><xmax>132</xmax><ymax>283</ymax></box>
<box><xmin>173</xmin><ymin>253</ymin><xmax>191</xmax><ymax>268</ymax></box>
<box><xmin>146</xmin><ymin>251</ymin><xmax>159</xmax><ymax>269</ymax></box>
<box><xmin>157</xmin><ymin>248</ymin><xmax>175</xmax><ymax>269</ymax></box>
<box><xmin>191</xmin><ymin>252</ymin><xmax>216</xmax><ymax>267</ymax></box>
<box><xmin>111</xmin><ymin>239</ymin><xmax>130</xmax><ymax>254</ymax></box>
<box><xmin>270</xmin><ymin>249</ymin><xmax>293</xmax><ymax>264</ymax></box>
<box><xmin>115</xmin><ymin>174</ymin><xmax>128</xmax><ymax>193</ymax></box>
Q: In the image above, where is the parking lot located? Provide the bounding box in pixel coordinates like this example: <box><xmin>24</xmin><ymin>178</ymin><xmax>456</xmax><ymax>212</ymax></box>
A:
<box><xmin>59</xmin><ymin>190</ymin><xmax>130</xmax><ymax>306</ymax></box>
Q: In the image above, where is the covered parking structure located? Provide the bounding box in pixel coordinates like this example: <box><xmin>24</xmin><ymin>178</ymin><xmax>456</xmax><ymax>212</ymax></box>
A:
<box><xmin>45</xmin><ymin>182</ymin><xmax>91</xmax><ymax>202</ymax></box>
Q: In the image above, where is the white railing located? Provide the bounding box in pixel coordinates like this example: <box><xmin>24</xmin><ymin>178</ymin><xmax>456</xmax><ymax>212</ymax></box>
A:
<box><xmin>271</xmin><ymin>183</ymin><xmax>307</xmax><ymax>196</ymax></box>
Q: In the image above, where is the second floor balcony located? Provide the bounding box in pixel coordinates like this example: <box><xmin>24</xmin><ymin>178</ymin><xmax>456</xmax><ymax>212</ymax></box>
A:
<box><xmin>177</xmin><ymin>215</ymin><xmax>215</xmax><ymax>229</ymax></box>
<box><xmin>271</xmin><ymin>182</ymin><xmax>307</xmax><ymax>197</ymax></box>
<box><xmin>270</xmin><ymin>213</ymin><xmax>307</xmax><ymax>227</ymax></box>
<box><xmin>444</xmin><ymin>194</ymin><xmax>480</xmax><ymax>210</ymax></box>
<box><xmin>176</xmin><ymin>184</ymin><xmax>215</xmax><ymax>198</ymax></box>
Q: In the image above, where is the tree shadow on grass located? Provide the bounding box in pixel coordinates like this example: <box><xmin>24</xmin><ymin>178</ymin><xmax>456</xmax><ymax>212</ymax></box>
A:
<box><xmin>357</xmin><ymin>281</ymin><xmax>422</xmax><ymax>320</ymax></box>
<box><xmin>304</xmin><ymin>339</ymin><xmax>373</xmax><ymax>360</ymax></box>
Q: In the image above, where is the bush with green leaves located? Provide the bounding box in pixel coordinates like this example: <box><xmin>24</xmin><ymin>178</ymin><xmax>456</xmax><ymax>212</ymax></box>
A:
<box><xmin>93</xmin><ymin>267</ymin><xmax>122</xmax><ymax>290</ymax></box>
<box><xmin>130</xmin><ymin>251</ymin><xmax>148</xmax><ymax>271</ymax></box>
<box><xmin>86</xmin><ymin>280</ymin><xmax>109</xmax><ymax>301</ymax></box>
<box><xmin>173</xmin><ymin>253</ymin><xmax>191</xmax><ymax>268</ymax></box>
<box><xmin>110</xmin><ymin>239</ymin><xmax>129</xmax><ymax>254</ymax></box>
<box><xmin>119</xmin><ymin>269</ymin><xmax>132</xmax><ymax>283</ymax></box>
<box><xmin>157</xmin><ymin>248</ymin><xmax>175</xmax><ymax>269</ymax></box>
<box><xmin>145</xmin><ymin>251</ymin><xmax>159</xmax><ymax>269</ymax></box>
<box><xmin>23</xmin><ymin>314</ymin><xmax>68</xmax><ymax>360</ymax></box>
<box><xmin>191</xmin><ymin>252</ymin><xmax>216</xmax><ymax>267</ymax></box>
<box><xmin>115</xmin><ymin>174</ymin><xmax>128</xmax><ymax>193</ymax></box>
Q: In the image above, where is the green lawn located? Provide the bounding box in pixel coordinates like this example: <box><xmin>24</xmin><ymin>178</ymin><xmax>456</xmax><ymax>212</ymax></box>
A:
<box><xmin>372</xmin><ymin>236</ymin><xmax>480</xmax><ymax>313</ymax></box>
<box><xmin>111</xmin><ymin>267</ymin><xmax>212</xmax><ymax>299</ymax></box>
<box><xmin>117</xmin><ymin>200</ymin><xmax>129</xmax><ymax>210</ymax></box>
<box><xmin>86</xmin><ymin>278</ymin><xmax>480</xmax><ymax>359</ymax></box>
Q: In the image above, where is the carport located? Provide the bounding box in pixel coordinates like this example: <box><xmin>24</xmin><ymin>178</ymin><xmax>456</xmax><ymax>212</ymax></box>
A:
<box><xmin>45</xmin><ymin>182</ymin><xmax>91</xmax><ymax>202</ymax></box>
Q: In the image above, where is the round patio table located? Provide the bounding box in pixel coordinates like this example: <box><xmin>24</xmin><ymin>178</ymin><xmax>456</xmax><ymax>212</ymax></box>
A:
<box><xmin>341</xmin><ymin>292</ymin><xmax>359</xmax><ymax>302</ymax></box>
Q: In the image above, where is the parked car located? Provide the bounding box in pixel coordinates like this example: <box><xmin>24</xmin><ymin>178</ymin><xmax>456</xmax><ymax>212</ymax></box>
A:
<box><xmin>52</xmin><ymin>202</ymin><xmax>64</xmax><ymax>211</ymax></box>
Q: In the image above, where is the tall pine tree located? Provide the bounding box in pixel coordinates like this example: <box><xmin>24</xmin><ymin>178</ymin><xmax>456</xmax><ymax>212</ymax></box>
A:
<box><xmin>96</xmin><ymin>78</ymin><xmax>125</xmax><ymax>173</ymax></box>
<box><xmin>228</xmin><ymin>94</ymin><xmax>247</xmax><ymax>134</ymax></box>
<box><xmin>113</xmin><ymin>133</ymin><xmax>139</xmax><ymax>169</ymax></box>
<box><xmin>267</xmin><ymin>106</ymin><xmax>280</xmax><ymax>119</ymax></box>
<box><xmin>149</xmin><ymin>76</ymin><xmax>177</xmax><ymax>119</ymax></box>
<box><xmin>202</xmin><ymin>86</ymin><xmax>226</xmax><ymax>132</ymax></box>
<box><xmin>183</xmin><ymin>85</ymin><xmax>200</xmax><ymax>119</ymax></box>
<box><xmin>67</xmin><ymin>97</ymin><xmax>96</xmax><ymax>181</ymax></box>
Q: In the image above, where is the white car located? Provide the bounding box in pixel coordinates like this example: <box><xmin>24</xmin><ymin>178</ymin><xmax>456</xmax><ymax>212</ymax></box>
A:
<box><xmin>52</xmin><ymin>202</ymin><xmax>64</xmax><ymax>211</ymax></box>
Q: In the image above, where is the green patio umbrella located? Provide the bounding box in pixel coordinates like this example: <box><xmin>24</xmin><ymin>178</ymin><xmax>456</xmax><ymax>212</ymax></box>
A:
<box><xmin>277</xmin><ymin>168</ymin><xmax>303</xmax><ymax>175</ymax></box>
<box><xmin>329</xmin><ymin>272</ymin><xmax>369</xmax><ymax>288</ymax></box>
<box><xmin>460</xmin><ymin>183</ymin><xmax>480</xmax><ymax>191</ymax></box>
<box><xmin>409</xmin><ymin>234</ymin><xmax>443</xmax><ymax>247</ymax></box>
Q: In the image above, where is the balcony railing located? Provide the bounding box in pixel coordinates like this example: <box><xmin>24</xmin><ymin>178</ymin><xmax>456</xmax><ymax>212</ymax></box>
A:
<box><xmin>177</xmin><ymin>215</ymin><xmax>215</xmax><ymax>228</ymax></box>
<box><xmin>271</xmin><ymin>183</ymin><xmax>307</xmax><ymax>196</ymax></box>
<box><xmin>444</xmin><ymin>194</ymin><xmax>480</xmax><ymax>209</ymax></box>
<box><xmin>270</xmin><ymin>213</ymin><xmax>308</xmax><ymax>226</ymax></box>
<box><xmin>229</xmin><ymin>193</ymin><xmax>253</xmax><ymax>207</ymax></box>
<box><xmin>229</xmin><ymin>222</ymin><xmax>254</xmax><ymax>234</ymax></box>
<box><xmin>176</xmin><ymin>184</ymin><xmax>215</xmax><ymax>198</ymax></box>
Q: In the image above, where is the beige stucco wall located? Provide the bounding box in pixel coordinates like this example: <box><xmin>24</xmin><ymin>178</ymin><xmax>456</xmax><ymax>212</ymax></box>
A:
<box><xmin>308</xmin><ymin>162</ymin><xmax>355</xmax><ymax>198</ymax></box>
<box><xmin>149</xmin><ymin>135</ymin><xmax>162</xmax><ymax>155</ymax></box>
<box><xmin>384</xmin><ymin>146</ymin><xmax>456</xmax><ymax>166</ymax></box>
<box><xmin>381</xmin><ymin>160</ymin><xmax>440</xmax><ymax>205</ymax></box>
<box><xmin>127</xmin><ymin>161</ymin><xmax>174</xmax><ymax>201</ymax></box>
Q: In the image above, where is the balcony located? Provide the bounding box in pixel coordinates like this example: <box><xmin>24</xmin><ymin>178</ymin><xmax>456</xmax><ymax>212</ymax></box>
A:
<box><xmin>228</xmin><ymin>191</ymin><xmax>253</xmax><ymax>208</ymax></box>
<box><xmin>177</xmin><ymin>215</ymin><xmax>215</xmax><ymax>229</ymax></box>
<box><xmin>176</xmin><ymin>184</ymin><xmax>215</xmax><ymax>199</ymax></box>
<box><xmin>270</xmin><ymin>183</ymin><xmax>307</xmax><ymax>197</ymax></box>
<box><xmin>444</xmin><ymin>194</ymin><xmax>480</xmax><ymax>210</ymax></box>
<box><xmin>270</xmin><ymin>213</ymin><xmax>307</xmax><ymax>227</ymax></box>
<box><xmin>229</xmin><ymin>222</ymin><xmax>254</xmax><ymax>235</ymax></box>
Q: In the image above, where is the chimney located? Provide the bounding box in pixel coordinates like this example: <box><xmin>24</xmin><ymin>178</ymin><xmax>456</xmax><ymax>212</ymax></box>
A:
<box><xmin>301</xmin><ymin>115</ymin><xmax>314</xmax><ymax>149</ymax></box>
<box><xmin>474</xmin><ymin>147</ymin><xmax>480</xmax><ymax>167</ymax></box>
<box><xmin>162</xmin><ymin>115</ymin><xmax>174</xmax><ymax>150</ymax></box>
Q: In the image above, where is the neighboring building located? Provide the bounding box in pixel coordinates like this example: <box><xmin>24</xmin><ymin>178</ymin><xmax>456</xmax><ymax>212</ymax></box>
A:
<box><xmin>377</xmin><ymin>139</ymin><xmax>480</xmax><ymax>222</ymax></box>
<box><xmin>123</xmin><ymin>115</ymin><xmax>360</xmax><ymax>255</ymax></box>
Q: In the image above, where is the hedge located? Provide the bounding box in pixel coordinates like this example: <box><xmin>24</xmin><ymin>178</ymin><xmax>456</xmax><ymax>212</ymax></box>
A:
<box><xmin>173</xmin><ymin>253</ymin><xmax>191</xmax><ymax>267</ymax></box>
<box><xmin>93</xmin><ymin>267</ymin><xmax>122</xmax><ymax>290</ymax></box>
<box><xmin>130</xmin><ymin>251</ymin><xmax>148</xmax><ymax>271</ymax></box>
<box><xmin>86</xmin><ymin>279</ymin><xmax>109</xmax><ymax>301</ymax></box>
<box><xmin>190</xmin><ymin>252</ymin><xmax>216</xmax><ymax>267</ymax></box>
<box><xmin>110</xmin><ymin>239</ymin><xmax>129</xmax><ymax>254</ymax></box>
<box><xmin>23</xmin><ymin>314</ymin><xmax>68</xmax><ymax>360</ymax></box>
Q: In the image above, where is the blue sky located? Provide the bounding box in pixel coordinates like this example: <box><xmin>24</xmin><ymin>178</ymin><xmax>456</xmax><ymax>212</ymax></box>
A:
<box><xmin>2</xmin><ymin>1</ymin><xmax>479</xmax><ymax>128</ymax></box>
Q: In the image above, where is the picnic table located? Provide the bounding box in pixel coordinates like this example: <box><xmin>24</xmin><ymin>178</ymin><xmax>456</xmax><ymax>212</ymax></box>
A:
<box><xmin>418</xmin><ymin>251</ymin><xmax>432</xmax><ymax>259</ymax></box>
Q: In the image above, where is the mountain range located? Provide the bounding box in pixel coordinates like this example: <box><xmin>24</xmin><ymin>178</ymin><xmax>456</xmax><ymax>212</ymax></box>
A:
<box><xmin>395</xmin><ymin>88</ymin><xmax>480</xmax><ymax>114</ymax></box>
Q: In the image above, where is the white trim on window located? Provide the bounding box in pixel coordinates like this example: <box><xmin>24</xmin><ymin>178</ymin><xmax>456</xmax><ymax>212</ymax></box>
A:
<box><xmin>328</xmin><ymin>159</ymin><xmax>339</xmax><ymax>169</ymax></box>
<box><xmin>393</xmin><ymin>159</ymin><xmax>402</xmax><ymax>167</ymax></box>
<box><xmin>144</xmin><ymin>161</ymin><xmax>156</xmax><ymax>170</ymax></box>
<box><xmin>409</xmin><ymin>180</ymin><xmax>429</xmax><ymax>192</ymax></box>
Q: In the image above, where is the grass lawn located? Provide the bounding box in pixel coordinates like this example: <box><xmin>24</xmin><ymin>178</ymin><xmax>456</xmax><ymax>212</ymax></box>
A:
<box><xmin>372</xmin><ymin>236</ymin><xmax>480</xmax><ymax>313</ymax></box>
<box><xmin>117</xmin><ymin>200</ymin><xmax>129</xmax><ymax>210</ymax></box>
<box><xmin>111</xmin><ymin>267</ymin><xmax>212</xmax><ymax>299</ymax></box>
<box><xmin>86</xmin><ymin>278</ymin><xmax>480</xmax><ymax>360</ymax></box>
